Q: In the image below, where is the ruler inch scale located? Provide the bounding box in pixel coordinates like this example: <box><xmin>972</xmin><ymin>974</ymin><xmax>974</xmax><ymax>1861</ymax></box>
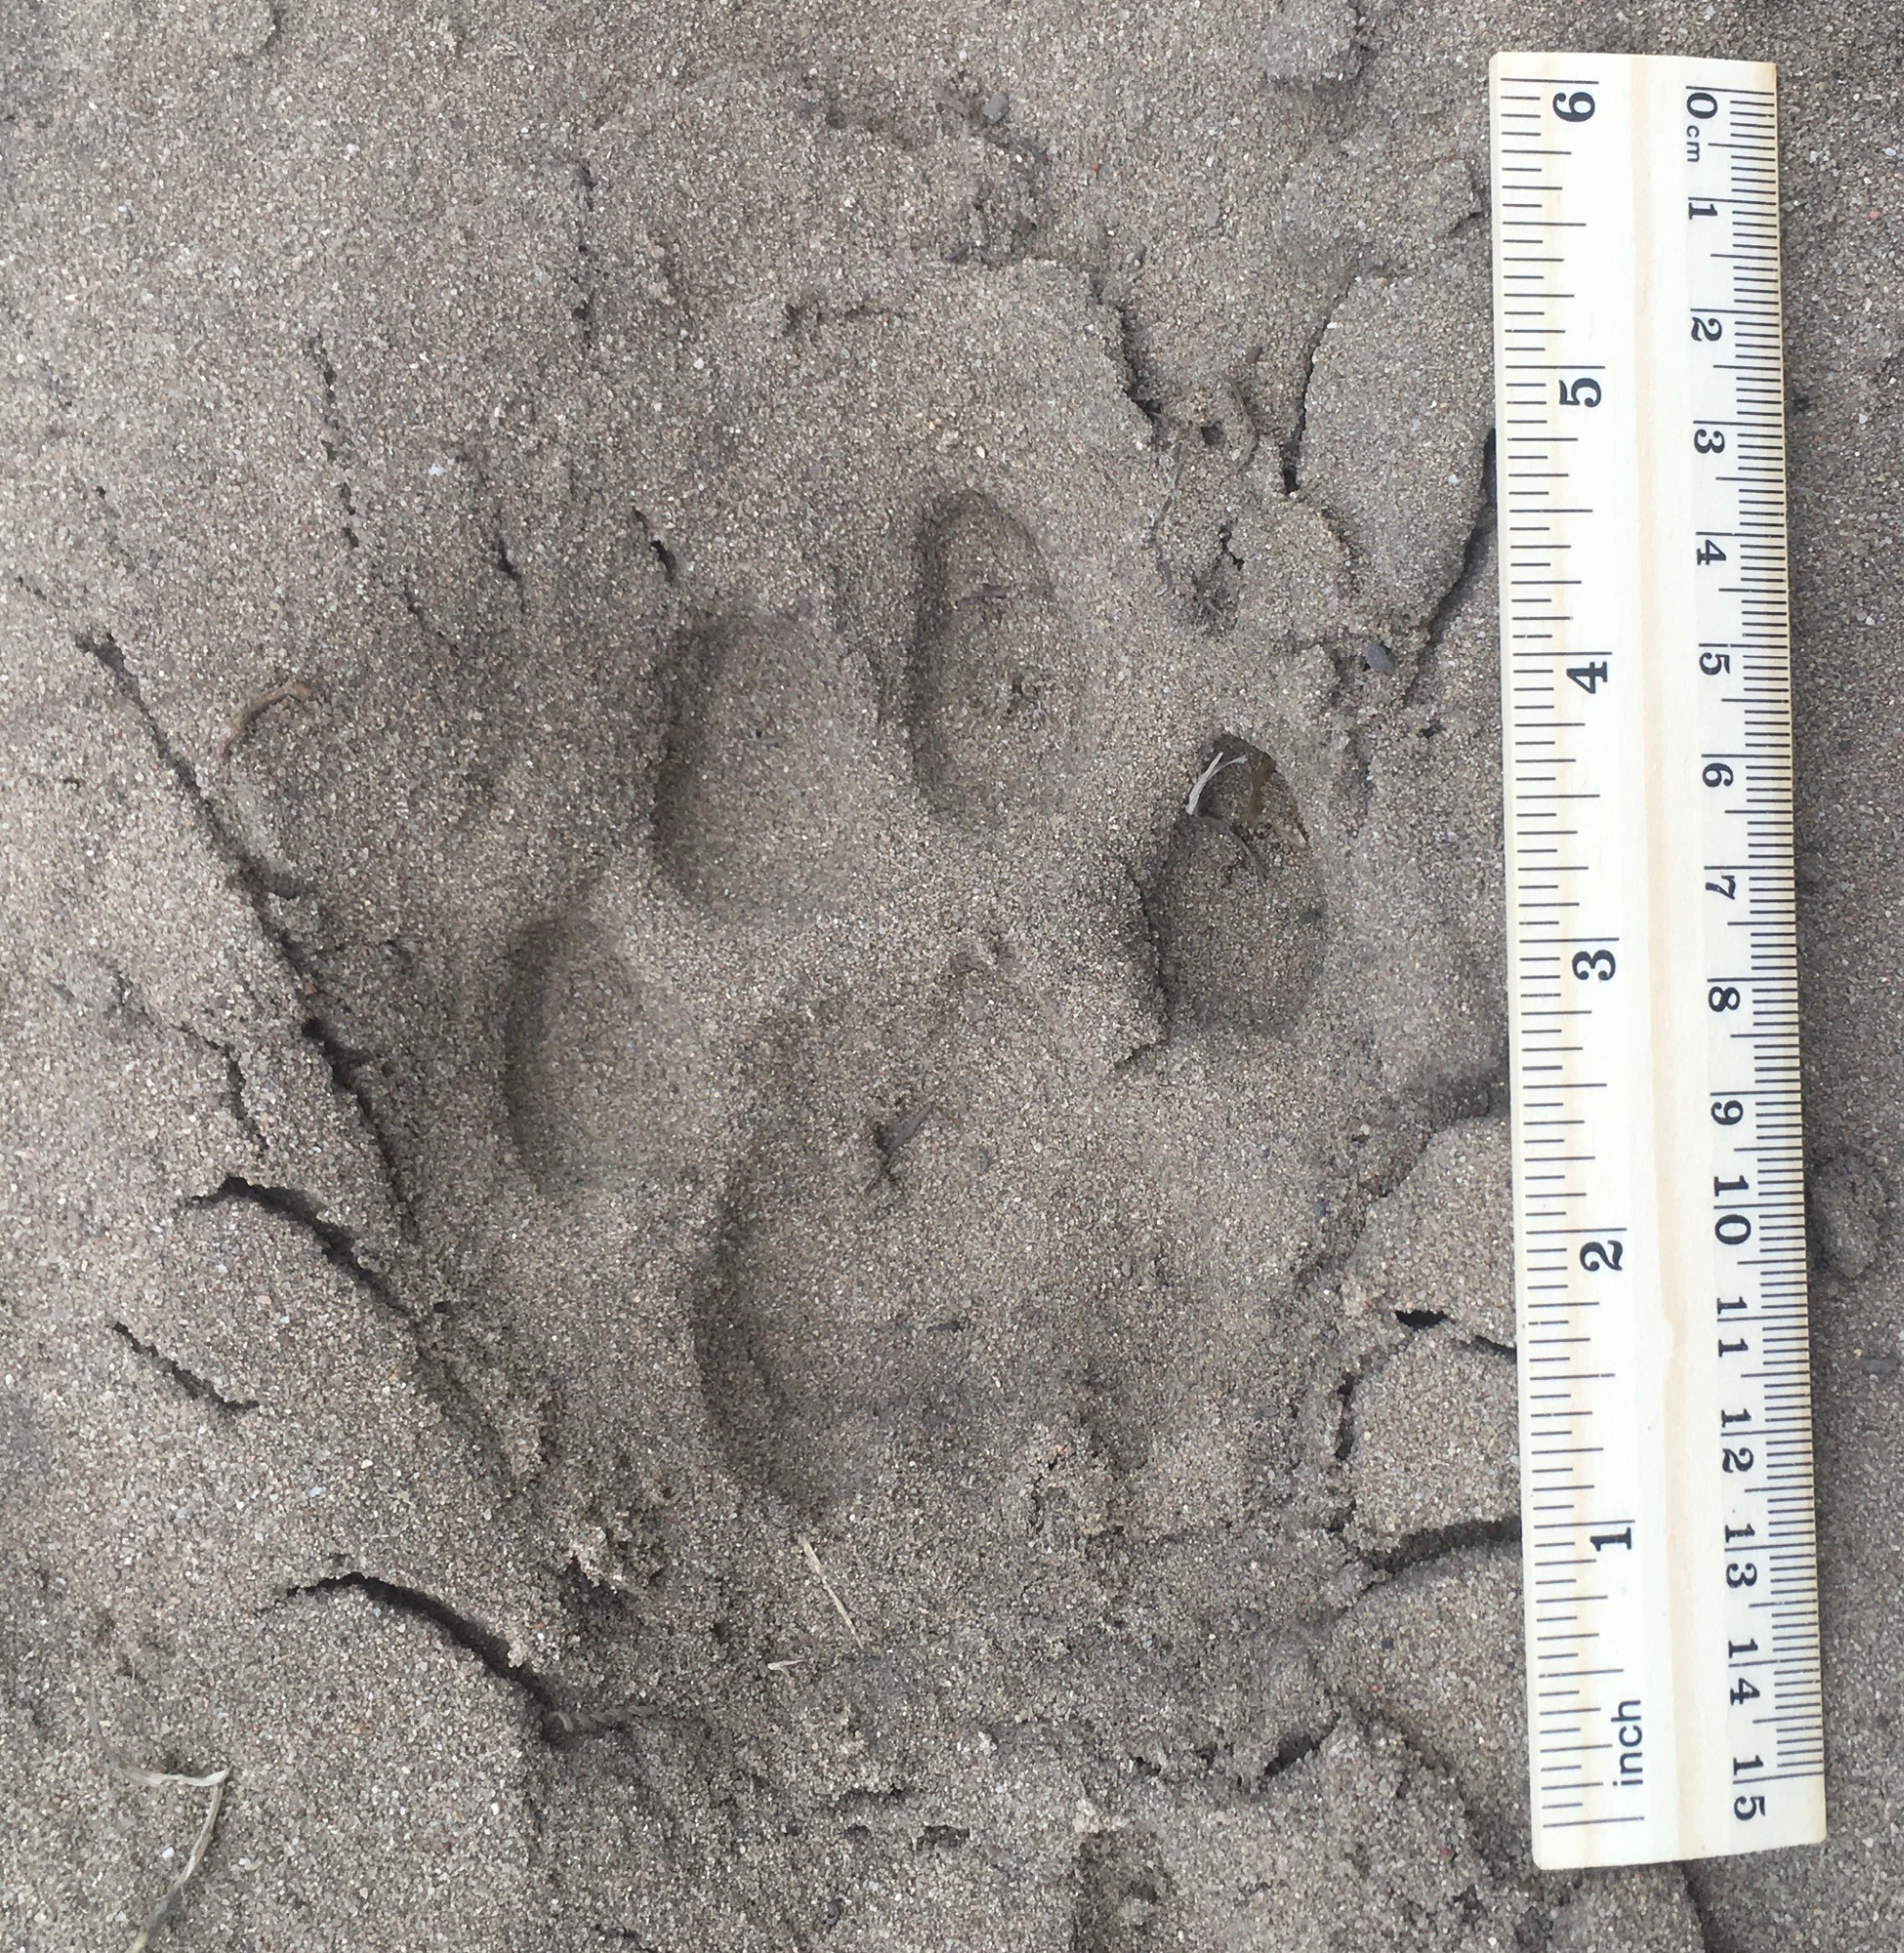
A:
<box><xmin>1489</xmin><ymin>54</ymin><xmax>1824</xmax><ymax>1870</ymax></box>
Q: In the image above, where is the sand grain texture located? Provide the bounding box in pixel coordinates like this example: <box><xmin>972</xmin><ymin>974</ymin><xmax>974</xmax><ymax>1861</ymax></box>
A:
<box><xmin>1</xmin><ymin>2</ymin><xmax>1898</xmax><ymax>1947</ymax></box>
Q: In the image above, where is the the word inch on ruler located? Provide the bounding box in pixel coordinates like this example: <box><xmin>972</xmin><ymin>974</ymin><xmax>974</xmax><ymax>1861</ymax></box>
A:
<box><xmin>1489</xmin><ymin>53</ymin><xmax>1824</xmax><ymax>1869</ymax></box>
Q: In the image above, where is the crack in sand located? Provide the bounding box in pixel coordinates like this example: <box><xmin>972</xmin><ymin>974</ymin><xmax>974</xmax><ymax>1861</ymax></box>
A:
<box><xmin>1281</xmin><ymin>275</ymin><xmax>1358</xmax><ymax>492</ymax></box>
<box><xmin>1680</xmin><ymin>1870</ymin><xmax>1734</xmax><ymax>1953</ymax></box>
<box><xmin>572</xmin><ymin>156</ymin><xmax>599</xmax><ymax>354</ymax></box>
<box><xmin>76</xmin><ymin>626</ymin><xmax>414</xmax><ymax>1214</ymax></box>
<box><xmin>1104</xmin><ymin>290</ymin><xmax>1166</xmax><ymax>443</ymax></box>
<box><xmin>184</xmin><ymin>1030</ymin><xmax>264</xmax><ymax>1149</ymax></box>
<box><xmin>288</xmin><ymin>1576</ymin><xmax>725</xmax><ymax>1758</ymax></box>
<box><xmin>288</xmin><ymin>1570</ymin><xmax>556</xmax><ymax>1711</ymax></box>
<box><xmin>1360</xmin><ymin>1516</ymin><xmax>1520</xmax><ymax>1578</ymax></box>
<box><xmin>190</xmin><ymin>1176</ymin><xmax>395</xmax><ymax>1311</ymax></box>
<box><xmin>1415</xmin><ymin>430</ymin><xmax>1497</xmax><ymax>660</ymax></box>
<box><xmin>110</xmin><ymin>1322</ymin><xmax>259</xmax><ymax>1416</ymax></box>
<box><xmin>301</xmin><ymin>330</ymin><xmax>360</xmax><ymax>551</ymax></box>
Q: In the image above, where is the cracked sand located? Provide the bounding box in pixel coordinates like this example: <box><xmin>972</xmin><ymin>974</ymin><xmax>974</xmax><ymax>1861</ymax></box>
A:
<box><xmin>0</xmin><ymin>5</ymin><xmax>1894</xmax><ymax>1950</ymax></box>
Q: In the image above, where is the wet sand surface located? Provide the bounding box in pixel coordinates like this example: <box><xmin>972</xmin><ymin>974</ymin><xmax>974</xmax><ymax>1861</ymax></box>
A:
<box><xmin>1</xmin><ymin>1</ymin><xmax>1900</xmax><ymax>1946</ymax></box>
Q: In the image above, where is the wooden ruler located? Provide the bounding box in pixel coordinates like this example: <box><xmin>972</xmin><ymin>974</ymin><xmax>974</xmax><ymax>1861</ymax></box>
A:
<box><xmin>1489</xmin><ymin>54</ymin><xmax>1825</xmax><ymax>1868</ymax></box>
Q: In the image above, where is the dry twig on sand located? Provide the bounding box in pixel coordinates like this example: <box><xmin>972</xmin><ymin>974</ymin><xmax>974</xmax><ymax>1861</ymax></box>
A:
<box><xmin>1183</xmin><ymin>748</ymin><xmax>1248</xmax><ymax>816</ymax></box>
<box><xmin>87</xmin><ymin>1703</ymin><xmax>231</xmax><ymax>1952</ymax></box>
<box><xmin>215</xmin><ymin>678</ymin><xmax>315</xmax><ymax>762</ymax></box>
<box><xmin>796</xmin><ymin>1533</ymin><xmax>864</xmax><ymax>1643</ymax></box>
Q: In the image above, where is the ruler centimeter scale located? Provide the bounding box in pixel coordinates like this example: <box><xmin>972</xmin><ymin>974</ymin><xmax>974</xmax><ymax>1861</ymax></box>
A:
<box><xmin>1489</xmin><ymin>55</ymin><xmax>1825</xmax><ymax>1869</ymax></box>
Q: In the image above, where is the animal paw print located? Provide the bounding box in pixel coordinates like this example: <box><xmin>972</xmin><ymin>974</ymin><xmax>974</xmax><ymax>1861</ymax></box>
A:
<box><xmin>1145</xmin><ymin>734</ymin><xmax>1325</xmax><ymax>1037</ymax></box>
<box><xmin>652</xmin><ymin>614</ymin><xmax>882</xmax><ymax>921</ymax></box>
<box><xmin>908</xmin><ymin>490</ymin><xmax>1088</xmax><ymax>821</ymax></box>
<box><xmin>692</xmin><ymin>954</ymin><xmax>1132</xmax><ymax>1514</ymax></box>
<box><xmin>501</xmin><ymin>913</ymin><xmax>706</xmax><ymax>1194</ymax></box>
<box><xmin>498</xmin><ymin>491</ymin><xmax>1328</xmax><ymax>1515</ymax></box>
